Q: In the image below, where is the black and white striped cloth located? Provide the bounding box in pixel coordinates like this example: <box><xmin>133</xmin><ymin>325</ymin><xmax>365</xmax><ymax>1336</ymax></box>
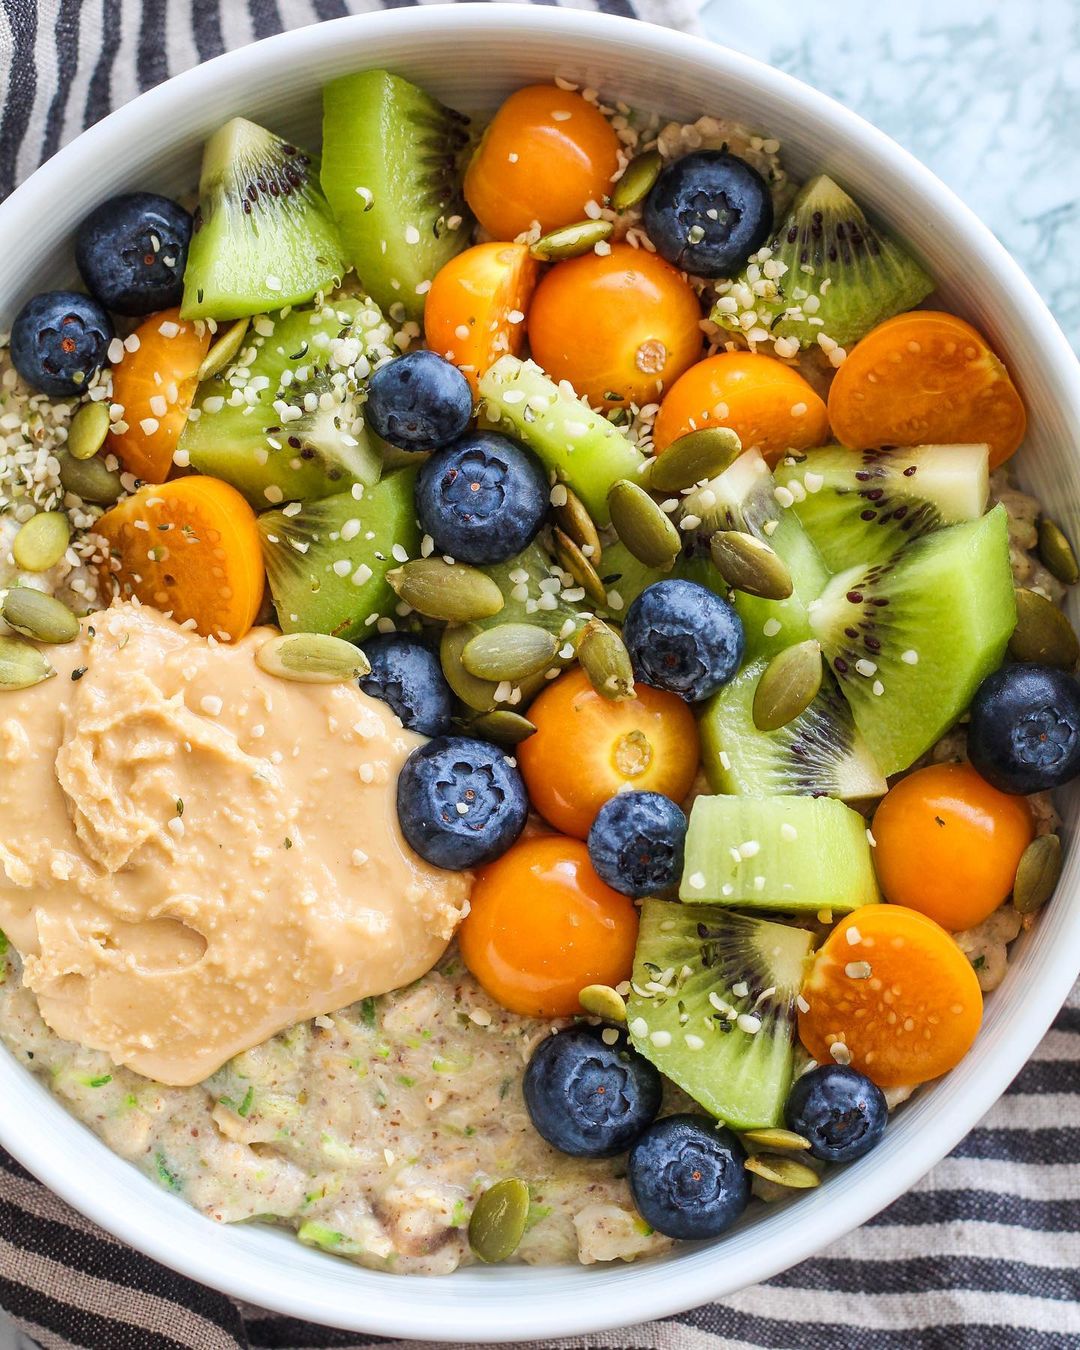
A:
<box><xmin>0</xmin><ymin>3</ymin><xmax>1078</xmax><ymax>1347</ymax></box>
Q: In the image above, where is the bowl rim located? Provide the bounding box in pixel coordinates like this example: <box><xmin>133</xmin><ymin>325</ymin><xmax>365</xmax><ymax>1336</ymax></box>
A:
<box><xmin>1</xmin><ymin>5</ymin><xmax>1079</xmax><ymax>1341</ymax></box>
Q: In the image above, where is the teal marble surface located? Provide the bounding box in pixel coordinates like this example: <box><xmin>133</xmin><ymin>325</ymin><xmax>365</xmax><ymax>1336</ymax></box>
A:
<box><xmin>701</xmin><ymin>0</ymin><xmax>1080</xmax><ymax>348</ymax></box>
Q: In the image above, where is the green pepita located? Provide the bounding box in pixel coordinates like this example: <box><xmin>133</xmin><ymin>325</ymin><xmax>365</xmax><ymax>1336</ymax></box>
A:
<box><xmin>461</xmin><ymin>623</ymin><xmax>559</xmax><ymax>682</ymax></box>
<box><xmin>710</xmin><ymin>529</ymin><xmax>793</xmax><ymax>601</ymax></box>
<box><xmin>1</xmin><ymin>589</ymin><xmax>80</xmax><ymax>645</ymax></box>
<box><xmin>1037</xmin><ymin>518</ymin><xmax>1079</xmax><ymax>585</ymax></box>
<box><xmin>388</xmin><ymin>559</ymin><xmax>505</xmax><ymax>623</ymax></box>
<box><xmin>752</xmin><ymin>639</ymin><xmax>823</xmax><ymax>731</ymax></box>
<box><xmin>607</xmin><ymin>479</ymin><xmax>681</xmax><ymax>569</ymax></box>
<box><xmin>641</xmin><ymin>427</ymin><xmax>743</xmax><ymax>492</ymax></box>
<box><xmin>1013</xmin><ymin>833</ymin><xmax>1062</xmax><ymax>915</ymax></box>
<box><xmin>255</xmin><ymin>633</ymin><xmax>370</xmax><ymax>683</ymax></box>
<box><xmin>0</xmin><ymin>636</ymin><xmax>54</xmax><ymax>690</ymax></box>
<box><xmin>441</xmin><ymin>624</ymin><xmax>500</xmax><ymax>712</ymax></box>
<box><xmin>469</xmin><ymin>710</ymin><xmax>537</xmax><ymax>747</ymax></box>
<box><xmin>197</xmin><ymin>317</ymin><xmax>251</xmax><ymax>384</ymax></box>
<box><xmin>578</xmin><ymin>983</ymin><xmax>627</xmax><ymax>1022</ymax></box>
<box><xmin>741</xmin><ymin>1127</ymin><xmax>811</xmax><ymax>1153</ymax></box>
<box><xmin>66</xmin><ymin>400</ymin><xmax>111</xmax><ymax>461</ymax></box>
<box><xmin>1009</xmin><ymin>588</ymin><xmax>1079</xmax><ymax>668</ymax></box>
<box><xmin>58</xmin><ymin>449</ymin><xmax>124</xmax><ymax>505</ymax></box>
<box><xmin>468</xmin><ymin>1178</ymin><xmax>530</xmax><ymax>1264</ymax></box>
<box><xmin>553</xmin><ymin>528</ymin><xmax>608</xmax><ymax>608</ymax></box>
<box><xmin>12</xmin><ymin>512</ymin><xmax>71</xmax><ymax>573</ymax></box>
<box><xmin>530</xmin><ymin>219</ymin><xmax>614</xmax><ymax>262</ymax></box>
<box><xmin>612</xmin><ymin>149</ymin><xmax>662</xmax><ymax>212</ymax></box>
<box><xmin>553</xmin><ymin>485</ymin><xmax>602</xmax><ymax>566</ymax></box>
<box><xmin>577</xmin><ymin>617</ymin><xmax>635</xmax><ymax>701</ymax></box>
<box><xmin>744</xmin><ymin>1153</ymin><xmax>821</xmax><ymax>1189</ymax></box>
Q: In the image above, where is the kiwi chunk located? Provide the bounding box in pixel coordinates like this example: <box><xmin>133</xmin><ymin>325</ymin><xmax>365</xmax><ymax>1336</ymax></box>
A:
<box><xmin>181</xmin><ymin>296</ymin><xmax>395</xmax><ymax>506</ymax></box>
<box><xmin>700</xmin><ymin>657</ymin><xmax>886</xmax><ymax>801</ymax></box>
<box><xmin>627</xmin><ymin>899</ymin><xmax>812</xmax><ymax>1129</ymax></box>
<box><xmin>810</xmin><ymin>505</ymin><xmax>1016</xmax><ymax>777</ymax></box>
<box><xmin>595</xmin><ymin>542</ymin><xmax>728</xmax><ymax>616</ymax></box>
<box><xmin>714</xmin><ymin>174</ymin><xmax>933</xmax><ymax>350</ymax></box>
<box><xmin>258</xmin><ymin>467</ymin><xmax>418</xmax><ymax>640</ymax></box>
<box><xmin>322</xmin><ymin>71</ymin><xmax>471</xmax><ymax>322</ymax></box>
<box><xmin>181</xmin><ymin>118</ymin><xmax>346</xmax><ymax>321</ymax></box>
<box><xmin>680</xmin><ymin>794</ymin><xmax>881</xmax><ymax>913</ymax></box>
<box><xmin>480</xmin><ymin>356</ymin><xmax>645</xmax><ymax>527</ymax></box>
<box><xmin>682</xmin><ymin>448</ymin><xmax>830</xmax><ymax>657</ymax></box>
<box><xmin>775</xmin><ymin>444</ymin><xmax>990</xmax><ymax>571</ymax></box>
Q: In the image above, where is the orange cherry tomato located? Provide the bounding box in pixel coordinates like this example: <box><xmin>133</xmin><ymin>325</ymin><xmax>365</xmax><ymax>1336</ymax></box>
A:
<box><xmin>652</xmin><ymin>351</ymin><xmax>830</xmax><ymax>464</ymax></box>
<box><xmin>464</xmin><ymin>85</ymin><xmax>621</xmax><ymax>241</ymax></box>
<box><xmin>526</xmin><ymin>244</ymin><xmax>703</xmax><ymax>409</ymax></box>
<box><xmin>871</xmin><ymin>762</ymin><xmax>1033</xmax><ymax>932</ymax></box>
<box><xmin>827</xmin><ymin>311</ymin><xmax>1026</xmax><ymax>469</ymax></box>
<box><xmin>107</xmin><ymin>308</ymin><xmax>210</xmax><ymax>483</ymax></box>
<box><xmin>517</xmin><ymin>667</ymin><xmax>699</xmax><ymax>839</ymax></box>
<box><xmin>459</xmin><ymin>834</ymin><xmax>638</xmax><ymax>1017</ymax></box>
<box><xmin>424</xmin><ymin>242</ymin><xmax>540</xmax><ymax>392</ymax></box>
<box><xmin>798</xmin><ymin>904</ymin><xmax>983</xmax><ymax>1087</ymax></box>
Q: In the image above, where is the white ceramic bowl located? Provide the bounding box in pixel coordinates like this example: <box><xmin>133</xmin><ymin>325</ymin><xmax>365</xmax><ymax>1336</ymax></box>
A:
<box><xmin>1</xmin><ymin>7</ymin><xmax>1078</xmax><ymax>1341</ymax></box>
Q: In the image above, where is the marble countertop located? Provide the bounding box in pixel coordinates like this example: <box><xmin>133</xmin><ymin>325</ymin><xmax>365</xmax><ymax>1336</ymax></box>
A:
<box><xmin>701</xmin><ymin>0</ymin><xmax>1080</xmax><ymax>350</ymax></box>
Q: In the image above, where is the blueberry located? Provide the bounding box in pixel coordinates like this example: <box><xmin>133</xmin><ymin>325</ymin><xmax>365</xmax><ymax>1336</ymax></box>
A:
<box><xmin>358</xmin><ymin>634</ymin><xmax>454</xmax><ymax>737</ymax></box>
<box><xmin>524</xmin><ymin>1025</ymin><xmax>662</xmax><ymax>1158</ymax></box>
<box><xmin>9</xmin><ymin>291</ymin><xmax>113</xmax><ymax>397</ymax></box>
<box><xmin>967</xmin><ymin>662</ymin><xmax>1080</xmax><ymax>794</ymax></box>
<box><xmin>75</xmin><ymin>193</ymin><xmax>192</xmax><ymax>315</ymax></box>
<box><xmin>628</xmin><ymin>1113</ymin><xmax>750</xmax><ymax>1240</ymax></box>
<box><xmin>364</xmin><ymin>351</ymin><xmax>473</xmax><ymax>452</ymax></box>
<box><xmin>587</xmin><ymin>791</ymin><xmax>686</xmax><ymax>898</ymax></box>
<box><xmin>415</xmin><ymin>431</ymin><xmax>549</xmax><ymax>565</ymax></box>
<box><xmin>643</xmin><ymin>151</ymin><xmax>773</xmax><ymax>279</ymax></box>
<box><xmin>785</xmin><ymin>1064</ymin><xmax>887</xmax><ymax>1163</ymax></box>
<box><xmin>622</xmin><ymin>579</ymin><xmax>744</xmax><ymax>702</ymax></box>
<box><xmin>396</xmin><ymin>735</ymin><xmax>527</xmax><ymax>869</ymax></box>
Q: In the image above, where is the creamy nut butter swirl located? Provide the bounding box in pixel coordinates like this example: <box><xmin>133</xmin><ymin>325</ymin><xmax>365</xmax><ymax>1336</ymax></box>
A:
<box><xmin>0</xmin><ymin>604</ymin><xmax>470</xmax><ymax>1085</ymax></box>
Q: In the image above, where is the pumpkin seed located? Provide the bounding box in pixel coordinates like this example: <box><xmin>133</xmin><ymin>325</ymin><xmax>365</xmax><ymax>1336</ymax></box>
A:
<box><xmin>553</xmin><ymin>485</ymin><xmax>602</xmax><ymax>566</ymax></box>
<box><xmin>1037</xmin><ymin>518</ymin><xmax>1079</xmax><ymax>585</ymax></box>
<box><xmin>1009</xmin><ymin>588</ymin><xmax>1079</xmax><ymax>668</ymax></box>
<box><xmin>58</xmin><ymin>449</ymin><xmax>124</xmax><ymax>505</ymax></box>
<box><xmin>1</xmin><ymin>588</ymin><xmax>80</xmax><ymax>644</ymax></box>
<box><xmin>641</xmin><ymin>427</ymin><xmax>743</xmax><ymax>492</ymax></box>
<box><xmin>744</xmin><ymin>1153</ymin><xmax>821</xmax><ymax>1189</ymax></box>
<box><xmin>67</xmin><ymin>400</ymin><xmax>111</xmax><ymax>461</ymax></box>
<box><xmin>197</xmin><ymin>317</ymin><xmax>251</xmax><ymax>383</ymax></box>
<box><xmin>462</xmin><ymin>623</ymin><xmax>559</xmax><ymax>682</ymax></box>
<box><xmin>577</xmin><ymin>617</ymin><xmax>635</xmax><ymax>701</ymax></box>
<box><xmin>607</xmin><ymin>479</ymin><xmax>681</xmax><ymax>569</ymax></box>
<box><xmin>255</xmin><ymin>632</ymin><xmax>370</xmax><ymax>683</ymax></box>
<box><xmin>12</xmin><ymin>512</ymin><xmax>71</xmax><ymax>573</ymax></box>
<box><xmin>530</xmin><ymin>219</ymin><xmax>614</xmax><ymax>262</ymax></box>
<box><xmin>441</xmin><ymin>623</ymin><xmax>500</xmax><ymax>712</ymax></box>
<box><xmin>711</xmin><ymin>530</ymin><xmax>793</xmax><ymax>601</ymax></box>
<box><xmin>578</xmin><ymin>983</ymin><xmax>627</xmax><ymax>1022</ymax></box>
<box><xmin>387</xmin><ymin>559</ymin><xmax>505</xmax><ymax>623</ymax></box>
<box><xmin>469</xmin><ymin>710</ymin><xmax>537</xmax><ymax>747</ymax></box>
<box><xmin>612</xmin><ymin>149</ymin><xmax>662</xmax><ymax>212</ymax></box>
<box><xmin>553</xmin><ymin>528</ymin><xmax>608</xmax><ymax>607</ymax></box>
<box><xmin>468</xmin><ymin>1178</ymin><xmax>530</xmax><ymax>1264</ymax></box>
<box><xmin>1013</xmin><ymin>833</ymin><xmax>1062</xmax><ymax>915</ymax></box>
<box><xmin>0</xmin><ymin>635</ymin><xmax>54</xmax><ymax>690</ymax></box>
<box><xmin>752</xmin><ymin>639</ymin><xmax>823</xmax><ymax>731</ymax></box>
<box><xmin>741</xmin><ymin>1127</ymin><xmax>811</xmax><ymax>1152</ymax></box>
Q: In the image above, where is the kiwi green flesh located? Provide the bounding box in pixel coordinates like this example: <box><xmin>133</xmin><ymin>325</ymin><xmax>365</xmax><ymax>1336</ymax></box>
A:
<box><xmin>181</xmin><ymin>118</ymin><xmax>346</xmax><ymax>321</ymax></box>
<box><xmin>181</xmin><ymin>298</ymin><xmax>394</xmax><ymax>506</ymax></box>
<box><xmin>775</xmin><ymin>443</ymin><xmax>990</xmax><ymax>572</ymax></box>
<box><xmin>810</xmin><ymin>505</ymin><xmax>1016</xmax><ymax>778</ymax></box>
<box><xmin>712</xmin><ymin>174</ymin><xmax>933</xmax><ymax>350</ymax></box>
<box><xmin>700</xmin><ymin>657</ymin><xmax>886</xmax><ymax>801</ymax></box>
<box><xmin>680</xmin><ymin>794</ymin><xmax>881</xmax><ymax>913</ymax></box>
<box><xmin>480</xmin><ymin>356</ymin><xmax>645</xmax><ymax>527</ymax></box>
<box><xmin>627</xmin><ymin>899</ymin><xmax>812</xmax><ymax>1130</ymax></box>
<box><xmin>682</xmin><ymin>448</ymin><xmax>830</xmax><ymax>657</ymax></box>
<box><xmin>321</xmin><ymin>70</ymin><xmax>472</xmax><ymax>323</ymax></box>
<box><xmin>594</xmin><ymin>542</ymin><xmax>728</xmax><ymax>617</ymax></box>
<box><xmin>258</xmin><ymin>466</ymin><xmax>418</xmax><ymax>640</ymax></box>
